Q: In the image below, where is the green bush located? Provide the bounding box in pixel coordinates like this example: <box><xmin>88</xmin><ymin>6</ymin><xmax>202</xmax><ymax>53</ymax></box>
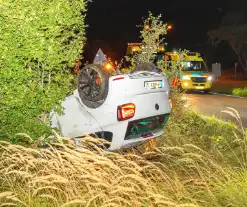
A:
<box><xmin>0</xmin><ymin>0</ymin><xmax>87</xmax><ymax>141</ymax></box>
<box><xmin>232</xmin><ymin>87</ymin><xmax>247</xmax><ymax>97</ymax></box>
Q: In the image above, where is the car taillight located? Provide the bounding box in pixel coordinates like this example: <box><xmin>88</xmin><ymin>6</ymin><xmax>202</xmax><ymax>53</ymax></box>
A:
<box><xmin>117</xmin><ymin>103</ymin><xmax>135</xmax><ymax>121</ymax></box>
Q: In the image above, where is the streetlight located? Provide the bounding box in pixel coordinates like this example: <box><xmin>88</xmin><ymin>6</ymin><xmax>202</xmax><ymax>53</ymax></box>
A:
<box><xmin>145</xmin><ymin>25</ymin><xmax>150</xmax><ymax>31</ymax></box>
<box><xmin>167</xmin><ymin>24</ymin><xmax>173</xmax><ymax>30</ymax></box>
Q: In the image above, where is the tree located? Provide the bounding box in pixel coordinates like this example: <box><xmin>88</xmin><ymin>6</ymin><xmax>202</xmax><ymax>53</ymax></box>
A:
<box><xmin>120</xmin><ymin>12</ymin><xmax>186</xmax><ymax>81</ymax></box>
<box><xmin>134</xmin><ymin>12</ymin><xmax>168</xmax><ymax>64</ymax></box>
<box><xmin>208</xmin><ymin>12</ymin><xmax>247</xmax><ymax>72</ymax></box>
<box><xmin>0</xmin><ymin>0</ymin><xmax>87</xmax><ymax>141</ymax></box>
<box><xmin>120</xmin><ymin>12</ymin><xmax>168</xmax><ymax>73</ymax></box>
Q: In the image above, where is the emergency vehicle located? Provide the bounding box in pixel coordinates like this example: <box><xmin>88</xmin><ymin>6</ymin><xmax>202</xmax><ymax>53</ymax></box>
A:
<box><xmin>167</xmin><ymin>52</ymin><xmax>213</xmax><ymax>93</ymax></box>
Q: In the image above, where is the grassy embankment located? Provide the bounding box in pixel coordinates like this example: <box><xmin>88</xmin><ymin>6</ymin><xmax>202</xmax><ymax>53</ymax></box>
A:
<box><xmin>212</xmin><ymin>86</ymin><xmax>247</xmax><ymax>97</ymax></box>
<box><xmin>211</xmin><ymin>72</ymin><xmax>247</xmax><ymax>97</ymax></box>
<box><xmin>0</xmin><ymin>91</ymin><xmax>246</xmax><ymax>207</ymax></box>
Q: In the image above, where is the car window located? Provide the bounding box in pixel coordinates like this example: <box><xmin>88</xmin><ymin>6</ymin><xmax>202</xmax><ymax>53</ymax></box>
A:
<box><xmin>181</xmin><ymin>61</ymin><xmax>207</xmax><ymax>71</ymax></box>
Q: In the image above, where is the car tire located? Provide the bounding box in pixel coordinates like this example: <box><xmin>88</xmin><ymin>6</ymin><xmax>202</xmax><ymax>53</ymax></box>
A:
<box><xmin>133</xmin><ymin>63</ymin><xmax>162</xmax><ymax>73</ymax></box>
<box><xmin>78</xmin><ymin>64</ymin><xmax>109</xmax><ymax>108</ymax></box>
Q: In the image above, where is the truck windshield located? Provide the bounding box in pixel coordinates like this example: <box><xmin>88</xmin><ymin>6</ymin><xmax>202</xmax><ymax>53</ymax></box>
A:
<box><xmin>182</xmin><ymin>61</ymin><xmax>207</xmax><ymax>71</ymax></box>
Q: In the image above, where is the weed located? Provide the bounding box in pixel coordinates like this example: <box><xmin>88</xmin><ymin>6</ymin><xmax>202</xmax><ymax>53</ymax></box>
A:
<box><xmin>232</xmin><ymin>87</ymin><xmax>247</xmax><ymax>97</ymax></box>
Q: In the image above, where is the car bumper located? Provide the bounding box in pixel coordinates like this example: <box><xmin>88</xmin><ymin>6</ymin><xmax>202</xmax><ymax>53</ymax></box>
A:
<box><xmin>107</xmin><ymin>113</ymin><xmax>170</xmax><ymax>151</ymax></box>
<box><xmin>108</xmin><ymin>129</ymin><xmax>164</xmax><ymax>151</ymax></box>
<box><xmin>180</xmin><ymin>80</ymin><xmax>212</xmax><ymax>90</ymax></box>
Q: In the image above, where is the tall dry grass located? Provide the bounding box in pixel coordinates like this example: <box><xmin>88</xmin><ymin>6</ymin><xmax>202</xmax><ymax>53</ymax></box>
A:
<box><xmin>1</xmin><ymin>92</ymin><xmax>247</xmax><ymax>206</ymax></box>
<box><xmin>0</xmin><ymin>137</ymin><xmax>202</xmax><ymax>207</ymax></box>
<box><xmin>1</xmin><ymin>132</ymin><xmax>244</xmax><ymax>207</ymax></box>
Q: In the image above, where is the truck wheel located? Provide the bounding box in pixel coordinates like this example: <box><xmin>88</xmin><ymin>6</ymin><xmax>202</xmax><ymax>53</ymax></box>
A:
<box><xmin>78</xmin><ymin>64</ymin><xmax>109</xmax><ymax>108</ymax></box>
<box><xmin>133</xmin><ymin>63</ymin><xmax>162</xmax><ymax>73</ymax></box>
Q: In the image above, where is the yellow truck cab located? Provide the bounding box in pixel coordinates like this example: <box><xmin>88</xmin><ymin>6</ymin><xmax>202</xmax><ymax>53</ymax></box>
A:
<box><xmin>126</xmin><ymin>43</ymin><xmax>142</xmax><ymax>55</ymax></box>
<box><xmin>126</xmin><ymin>43</ymin><xmax>165</xmax><ymax>55</ymax></box>
<box><xmin>167</xmin><ymin>52</ymin><xmax>213</xmax><ymax>93</ymax></box>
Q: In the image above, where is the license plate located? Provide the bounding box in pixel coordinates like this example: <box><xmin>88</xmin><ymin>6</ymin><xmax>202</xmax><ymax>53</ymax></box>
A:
<box><xmin>144</xmin><ymin>80</ymin><xmax>163</xmax><ymax>89</ymax></box>
<box><xmin>195</xmin><ymin>86</ymin><xmax>204</xmax><ymax>89</ymax></box>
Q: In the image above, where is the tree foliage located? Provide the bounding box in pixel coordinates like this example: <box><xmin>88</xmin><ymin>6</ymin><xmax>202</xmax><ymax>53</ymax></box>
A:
<box><xmin>121</xmin><ymin>12</ymin><xmax>187</xmax><ymax>82</ymax></box>
<box><xmin>120</xmin><ymin>12</ymin><xmax>168</xmax><ymax>73</ymax></box>
<box><xmin>208</xmin><ymin>12</ymin><xmax>247</xmax><ymax>71</ymax></box>
<box><xmin>0</xmin><ymin>0</ymin><xmax>87</xmax><ymax>141</ymax></box>
<box><xmin>134</xmin><ymin>12</ymin><xmax>168</xmax><ymax>64</ymax></box>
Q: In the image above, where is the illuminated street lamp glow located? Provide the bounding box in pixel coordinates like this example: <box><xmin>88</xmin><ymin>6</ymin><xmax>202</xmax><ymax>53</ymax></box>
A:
<box><xmin>145</xmin><ymin>25</ymin><xmax>150</xmax><ymax>30</ymax></box>
<box><xmin>167</xmin><ymin>25</ymin><xmax>173</xmax><ymax>30</ymax></box>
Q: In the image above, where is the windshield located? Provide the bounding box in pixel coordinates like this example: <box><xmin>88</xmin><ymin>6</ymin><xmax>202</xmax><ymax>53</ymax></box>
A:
<box><xmin>181</xmin><ymin>61</ymin><xmax>207</xmax><ymax>71</ymax></box>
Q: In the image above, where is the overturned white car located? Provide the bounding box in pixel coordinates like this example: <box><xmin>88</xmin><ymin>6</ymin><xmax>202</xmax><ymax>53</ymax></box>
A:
<box><xmin>50</xmin><ymin>63</ymin><xmax>172</xmax><ymax>151</ymax></box>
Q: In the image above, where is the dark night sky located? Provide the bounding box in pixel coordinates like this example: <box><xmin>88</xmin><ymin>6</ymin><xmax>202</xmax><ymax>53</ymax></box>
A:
<box><xmin>84</xmin><ymin>0</ymin><xmax>247</xmax><ymax>66</ymax></box>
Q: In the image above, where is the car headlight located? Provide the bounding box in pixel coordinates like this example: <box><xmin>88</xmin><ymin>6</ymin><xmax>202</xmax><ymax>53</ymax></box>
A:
<box><xmin>182</xmin><ymin>75</ymin><xmax>191</xmax><ymax>80</ymax></box>
<box><xmin>207</xmin><ymin>76</ymin><xmax>212</xmax><ymax>81</ymax></box>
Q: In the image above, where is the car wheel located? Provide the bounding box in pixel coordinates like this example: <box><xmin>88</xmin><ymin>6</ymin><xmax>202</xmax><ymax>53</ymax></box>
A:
<box><xmin>133</xmin><ymin>63</ymin><xmax>162</xmax><ymax>73</ymax></box>
<box><xmin>78</xmin><ymin>64</ymin><xmax>109</xmax><ymax>108</ymax></box>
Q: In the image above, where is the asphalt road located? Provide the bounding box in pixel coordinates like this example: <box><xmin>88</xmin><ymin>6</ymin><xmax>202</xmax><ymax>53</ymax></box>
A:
<box><xmin>184</xmin><ymin>92</ymin><xmax>247</xmax><ymax>128</ymax></box>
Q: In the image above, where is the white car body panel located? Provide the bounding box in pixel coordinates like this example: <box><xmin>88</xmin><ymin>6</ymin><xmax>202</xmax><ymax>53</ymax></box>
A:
<box><xmin>50</xmin><ymin>71</ymin><xmax>171</xmax><ymax>151</ymax></box>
